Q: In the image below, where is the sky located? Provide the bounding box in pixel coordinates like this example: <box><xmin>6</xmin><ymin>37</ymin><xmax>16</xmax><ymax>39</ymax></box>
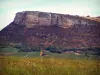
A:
<box><xmin>0</xmin><ymin>0</ymin><xmax>100</xmax><ymax>30</ymax></box>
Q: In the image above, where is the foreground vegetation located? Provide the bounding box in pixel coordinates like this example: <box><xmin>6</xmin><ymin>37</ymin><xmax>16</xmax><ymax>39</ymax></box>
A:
<box><xmin>0</xmin><ymin>56</ymin><xmax>100</xmax><ymax>75</ymax></box>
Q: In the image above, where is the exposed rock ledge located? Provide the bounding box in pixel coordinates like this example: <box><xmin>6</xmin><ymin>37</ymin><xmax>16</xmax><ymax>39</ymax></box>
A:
<box><xmin>14</xmin><ymin>11</ymin><xmax>99</xmax><ymax>28</ymax></box>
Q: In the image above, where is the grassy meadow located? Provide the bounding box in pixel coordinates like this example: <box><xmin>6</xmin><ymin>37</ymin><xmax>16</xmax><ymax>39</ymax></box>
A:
<box><xmin>0</xmin><ymin>46</ymin><xmax>100</xmax><ymax>75</ymax></box>
<box><xmin>0</xmin><ymin>56</ymin><xmax>100</xmax><ymax>75</ymax></box>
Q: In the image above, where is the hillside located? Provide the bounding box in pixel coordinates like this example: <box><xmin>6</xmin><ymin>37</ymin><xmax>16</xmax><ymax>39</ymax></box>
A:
<box><xmin>0</xmin><ymin>11</ymin><xmax>100</xmax><ymax>56</ymax></box>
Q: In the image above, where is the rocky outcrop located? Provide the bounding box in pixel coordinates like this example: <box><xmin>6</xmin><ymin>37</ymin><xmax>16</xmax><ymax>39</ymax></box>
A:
<box><xmin>0</xmin><ymin>11</ymin><xmax>100</xmax><ymax>49</ymax></box>
<box><xmin>14</xmin><ymin>11</ymin><xmax>99</xmax><ymax>28</ymax></box>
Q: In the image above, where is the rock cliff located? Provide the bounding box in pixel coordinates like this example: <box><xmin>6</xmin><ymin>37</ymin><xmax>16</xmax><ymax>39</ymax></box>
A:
<box><xmin>0</xmin><ymin>11</ymin><xmax>100</xmax><ymax>50</ymax></box>
<box><xmin>14</xmin><ymin>11</ymin><xmax>99</xmax><ymax>28</ymax></box>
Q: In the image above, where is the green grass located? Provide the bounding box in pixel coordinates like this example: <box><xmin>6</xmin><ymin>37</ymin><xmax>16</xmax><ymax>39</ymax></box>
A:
<box><xmin>0</xmin><ymin>46</ymin><xmax>100</xmax><ymax>59</ymax></box>
<box><xmin>0</xmin><ymin>47</ymin><xmax>19</xmax><ymax>53</ymax></box>
<box><xmin>44</xmin><ymin>51</ymin><xmax>100</xmax><ymax>59</ymax></box>
<box><xmin>8</xmin><ymin>52</ymin><xmax>28</xmax><ymax>57</ymax></box>
<box><xmin>5</xmin><ymin>52</ymin><xmax>40</xmax><ymax>57</ymax></box>
<box><xmin>0</xmin><ymin>56</ymin><xmax>100</xmax><ymax>75</ymax></box>
<box><xmin>1</xmin><ymin>51</ymin><xmax>100</xmax><ymax>60</ymax></box>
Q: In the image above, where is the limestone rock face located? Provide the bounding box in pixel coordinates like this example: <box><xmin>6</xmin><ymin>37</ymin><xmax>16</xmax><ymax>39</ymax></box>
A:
<box><xmin>14</xmin><ymin>11</ymin><xmax>99</xmax><ymax>28</ymax></box>
<box><xmin>51</xmin><ymin>13</ymin><xmax>58</xmax><ymax>25</ymax></box>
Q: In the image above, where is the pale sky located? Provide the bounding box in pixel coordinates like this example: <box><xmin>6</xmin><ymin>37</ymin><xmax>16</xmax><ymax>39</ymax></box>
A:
<box><xmin>0</xmin><ymin>0</ymin><xmax>100</xmax><ymax>30</ymax></box>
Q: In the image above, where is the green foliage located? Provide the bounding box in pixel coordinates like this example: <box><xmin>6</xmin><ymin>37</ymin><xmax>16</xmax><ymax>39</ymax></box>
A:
<box><xmin>0</xmin><ymin>45</ymin><xmax>5</xmax><ymax>48</ymax></box>
<box><xmin>14</xmin><ymin>43</ymin><xmax>41</xmax><ymax>52</ymax></box>
<box><xmin>45</xmin><ymin>46</ymin><xmax>62</xmax><ymax>54</ymax></box>
<box><xmin>46</xmin><ymin>46</ymin><xmax>57</xmax><ymax>51</ymax></box>
<box><xmin>14</xmin><ymin>43</ymin><xmax>32</xmax><ymax>52</ymax></box>
<box><xmin>31</xmin><ymin>46</ymin><xmax>41</xmax><ymax>52</ymax></box>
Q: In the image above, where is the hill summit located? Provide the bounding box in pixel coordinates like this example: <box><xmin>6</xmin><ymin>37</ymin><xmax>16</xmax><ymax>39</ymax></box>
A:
<box><xmin>14</xmin><ymin>11</ymin><xmax>99</xmax><ymax>28</ymax></box>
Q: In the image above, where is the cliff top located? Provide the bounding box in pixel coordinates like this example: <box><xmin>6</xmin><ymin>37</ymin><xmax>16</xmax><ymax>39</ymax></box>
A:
<box><xmin>13</xmin><ymin>11</ymin><xmax>100</xmax><ymax>28</ymax></box>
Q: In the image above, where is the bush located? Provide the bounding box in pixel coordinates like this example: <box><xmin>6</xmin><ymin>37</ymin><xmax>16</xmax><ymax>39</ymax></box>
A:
<box><xmin>14</xmin><ymin>43</ymin><xmax>32</xmax><ymax>52</ymax></box>
<box><xmin>31</xmin><ymin>46</ymin><xmax>41</xmax><ymax>52</ymax></box>
<box><xmin>46</xmin><ymin>46</ymin><xmax>57</xmax><ymax>51</ymax></box>
<box><xmin>45</xmin><ymin>46</ymin><xmax>62</xmax><ymax>54</ymax></box>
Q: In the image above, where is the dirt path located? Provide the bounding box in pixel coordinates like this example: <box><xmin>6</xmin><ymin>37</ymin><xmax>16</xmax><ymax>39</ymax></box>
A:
<box><xmin>23</xmin><ymin>52</ymin><xmax>29</xmax><ymax>57</ymax></box>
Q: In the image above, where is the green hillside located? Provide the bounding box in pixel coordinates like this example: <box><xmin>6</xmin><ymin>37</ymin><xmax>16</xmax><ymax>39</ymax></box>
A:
<box><xmin>0</xmin><ymin>46</ymin><xmax>20</xmax><ymax>53</ymax></box>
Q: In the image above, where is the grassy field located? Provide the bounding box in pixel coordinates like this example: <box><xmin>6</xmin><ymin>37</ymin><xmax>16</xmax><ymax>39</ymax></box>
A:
<box><xmin>0</xmin><ymin>47</ymin><xmax>19</xmax><ymax>53</ymax></box>
<box><xmin>0</xmin><ymin>46</ymin><xmax>100</xmax><ymax>59</ymax></box>
<box><xmin>0</xmin><ymin>56</ymin><xmax>100</xmax><ymax>75</ymax></box>
<box><xmin>1</xmin><ymin>51</ymin><xmax>99</xmax><ymax>60</ymax></box>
